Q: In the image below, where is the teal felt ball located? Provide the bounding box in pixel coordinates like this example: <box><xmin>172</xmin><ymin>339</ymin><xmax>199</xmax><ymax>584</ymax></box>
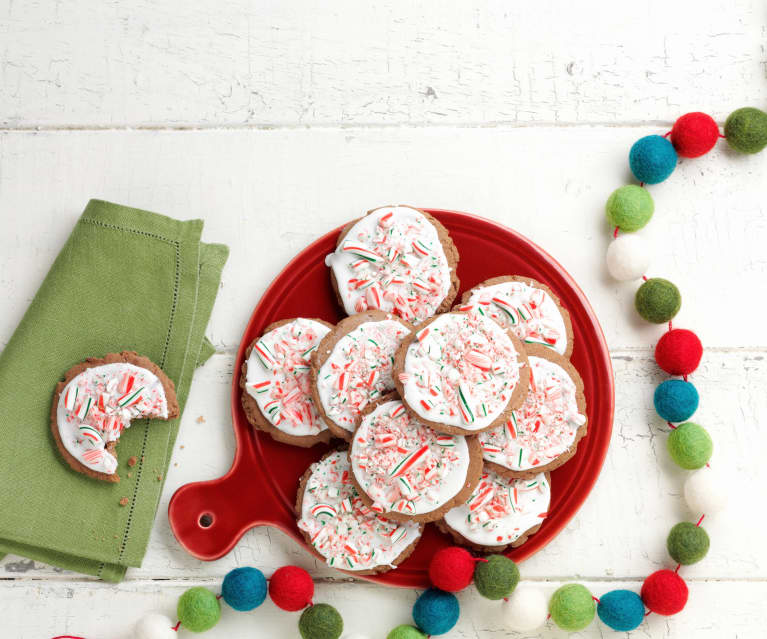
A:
<box><xmin>654</xmin><ymin>380</ymin><xmax>699</xmax><ymax>423</ymax></box>
<box><xmin>667</xmin><ymin>422</ymin><xmax>713</xmax><ymax>469</ymax></box>
<box><xmin>725</xmin><ymin>107</ymin><xmax>767</xmax><ymax>154</ymax></box>
<box><xmin>412</xmin><ymin>588</ymin><xmax>459</xmax><ymax>635</ymax></box>
<box><xmin>221</xmin><ymin>566</ymin><xmax>267</xmax><ymax>611</ymax></box>
<box><xmin>473</xmin><ymin>555</ymin><xmax>520</xmax><ymax>600</ymax></box>
<box><xmin>605</xmin><ymin>185</ymin><xmax>655</xmax><ymax>231</ymax></box>
<box><xmin>667</xmin><ymin>522</ymin><xmax>710</xmax><ymax>565</ymax></box>
<box><xmin>549</xmin><ymin>583</ymin><xmax>596</xmax><ymax>632</ymax></box>
<box><xmin>298</xmin><ymin>603</ymin><xmax>344</xmax><ymax>639</ymax></box>
<box><xmin>386</xmin><ymin>625</ymin><xmax>428</xmax><ymax>639</ymax></box>
<box><xmin>597</xmin><ymin>589</ymin><xmax>645</xmax><ymax>632</ymax></box>
<box><xmin>177</xmin><ymin>587</ymin><xmax>221</xmax><ymax>633</ymax></box>
<box><xmin>635</xmin><ymin>278</ymin><xmax>681</xmax><ymax>323</ymax></box>
<box><xmin>629</xmin><ymin>135</ymin><xmax>678</xmax><ymax>184</ymax></box>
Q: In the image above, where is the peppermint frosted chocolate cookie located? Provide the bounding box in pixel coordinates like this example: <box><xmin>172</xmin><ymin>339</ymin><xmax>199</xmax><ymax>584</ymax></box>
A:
<box><xmin>310</xmin><ymin>311</ymin><xmax>412</xmax><ymax>441</ymax></box>
<box><xmin>349</xmin><ymin>394</ymin><xmax>482</xmax><ymax>523</ymax></box>
<box><xmin>296</xmin><ymin>449</ymin><xmax>422</xmax><ymax>574</ymax></box>
<box><xmin>438</xmin><ymin>469</ymin><xmax>551</xmax><ymax>552</ymax></box>
<box><xmin>458</xmin><ymin>275</ymin><xmax>573</xmax><ymax>357</ymax></box>
<box><xmin>326</xmin><ymin>205</ymin><xmax>460</xmax><ymax>324</ymax></box>
<box><xmin>240</xmin><ymin>318</ymin><xmax>334</xmax><ymax>448</ymax></box>
<box><xmin>51</xmin><ymin>352</ymin><xmax>178</xmax><ymax>482</ymax></box>
<box><xmin>480</xmin><ymin>345</ymin><xmax>587</xmax><ymax>479</ymax></box>
<box><xmin>393</xmin><ymin>311</ymin><xmax>529</xmax><ymax>435</ymax></box>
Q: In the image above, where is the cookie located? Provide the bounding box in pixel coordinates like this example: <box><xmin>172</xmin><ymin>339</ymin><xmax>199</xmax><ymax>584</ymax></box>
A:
<box><xmin>50</xmin><ymin>351</ymin><xmax>179</xmax><ymax>482</ymax></box>
<box><xmin>326</xmin><ymin>205</ymin><xmax>460</xmax><ymax>324</ymax></box>
<box><xmin>310</xmin><ymin>311</ymin><xmax>412</xmax><ymax>441</ymax></box>
<box><xmin>295</xmin><ymin>448</ymin><xmax>423</xmax><ymax>574</ymax></box>
<box><xmin>479</xmin><ymin>345</ymin><xmax>587</xmax><ymax>479</ymax></box>
<box><xmin>240</xmin><ymin>318</ymin><xmax>334</xmax><ymax>448</ymax></box>
<box><xmin>437</xmin><ymin>469</ymin><xmax>551</xmax><ymax>552</ymax></box>
<box><xmin>458</xmin><ymin>275</ymin><xmax>574</xmax><ymax>357</ymax></box>
<box><xmin>393</xmin><ymin>311</ymin><xmax>529</xmax><ymax>435</ymax></box>
<box><xmin>348</xmin><ymin>393</ymin><xmax>483</xmax><ymax>523</ymax></box>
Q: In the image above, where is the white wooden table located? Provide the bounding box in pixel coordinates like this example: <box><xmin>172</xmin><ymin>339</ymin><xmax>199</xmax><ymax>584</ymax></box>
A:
<box><xmin>2</xmin><ymin>2</ymin><xmax>766</xmax><ymax>637</ymax></box>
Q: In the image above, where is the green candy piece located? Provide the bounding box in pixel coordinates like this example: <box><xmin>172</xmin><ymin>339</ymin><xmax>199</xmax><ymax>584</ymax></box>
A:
<box><xmin>635</xmin><ymin>278</ymin><xmax>681</xmax><ymax>323</ymax></box>
<box><xmin>605</xmin><ymin>185</ymin><xmax>654</xmax><ymax>232</ymax></box>
<box><xmin>667</xmin><ymin>521</ymin><xmax>710</xmax><ymax>565</ymax></box>
<box><xmin>474</xmin><ymin>554</ymin><xmax>520</xmax><ymax>600</ymax></box>
<box><xmin>667</xmin><ymin>422</ymin><xmax>713</xmax><ymax>469</ymax></box>
<box><xmin>299</xmin><ymin>603</ymin><xmax>343</xmax><ymax>639</ymax></box>
<box><xmin>725</xmin><ymin>107</ymin><xmax>767</xmax><ymax>154</ymax></box>
<box><xmin>177</xmin><ymin>587</ymin><xmax>221</xmax><ymax>633</ymax></box>
<box><xmin>386</xmin><ymin>625</ymin><xmax>428</xmax><ymax>639</ymax></box>
<box><xmin>549</xmin><ymin>583</ymin><xmax>596</xmax><ymax>632</ymax></box>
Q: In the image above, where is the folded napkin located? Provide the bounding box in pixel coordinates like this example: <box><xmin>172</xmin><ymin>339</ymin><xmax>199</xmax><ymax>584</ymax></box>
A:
<box><xmin>0</xmin><ymin>200</ymin><xmax>228</xmax><ymax>581</ymax></box>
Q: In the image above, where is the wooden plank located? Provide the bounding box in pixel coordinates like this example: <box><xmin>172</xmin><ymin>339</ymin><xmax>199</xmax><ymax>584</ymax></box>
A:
<box><xmin>1</xmin><ymin>0</ymin><xmax>765</xmax><ymax>127</ymax></box>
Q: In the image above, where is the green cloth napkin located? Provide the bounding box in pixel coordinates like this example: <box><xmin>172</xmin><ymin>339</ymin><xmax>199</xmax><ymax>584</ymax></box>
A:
<box><xmin>0</xmin><ymin>200</ymin><xmax>228</xmax><ymax>582</ymax></box>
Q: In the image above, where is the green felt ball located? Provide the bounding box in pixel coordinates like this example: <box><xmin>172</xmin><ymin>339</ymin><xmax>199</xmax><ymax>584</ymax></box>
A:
<box><xmin>299</xmin><ymin>603</ymin><xmax>343</xmax><ymax>639</ymax></box>
<box><xmin>605</xmin><ymin>185</ymin><xmax>654</xmax><ymax>232</ymax></box>
<box><xmin>177</xmin><ymin>587</ymin><xmax>221</xmax><ymax>633</ymax></box>
<box><xmin>667</xmin><ymin>422</ymin><xmax>713</xmax><ymax>469</ymax></box>
<box><xmin>549</xmin><ymin>583</ymin><xmax>596</xmax><ymax>632</ymax></box>
<box><xmin>474</xmin><ymin>555</ymin><xmax>520</xmax><ymax>600</ymax></box>
<box><xmin>725</xmin><ymin>107</ymin><xmax>767</xmax><ymax>154</ymax></box>
<box><xmin>667</xmin><ymin>521</ymin><xmax>710</xmax><ymax>565</ymax></box>
<box><xmin>635</xmin><ymin>278</ymin><xmax>681</xmax><ymax>323</ymax></box>
<box><xmin>386</xmin><ymin>625</ymin><xmax>428</xmax><ymax>639</ymax></box>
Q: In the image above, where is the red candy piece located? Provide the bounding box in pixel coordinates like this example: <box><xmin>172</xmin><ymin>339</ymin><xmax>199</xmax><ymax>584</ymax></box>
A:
<box><xmin>670</xmin><ymin>112</ymin><xmax>720</xmax><ymax>158</ymax></box>
<box><xmin>428</xmin><ymin>546</ymin><xmax>476</xmax><ymax>592</ymax></box>
<box><xmin>641</xmin><ymin>569</ymin><xmax>688</xmax><ymax>615</ymax></box>
<box><xmin>655</xmin><ymin>329</ymin><xmax>703</xmax><ymax>376</ymax></box>
<box><xmin>269</xmin><ymin>565</ymin><xmax>314</xmax><ymax>611</ymax></box>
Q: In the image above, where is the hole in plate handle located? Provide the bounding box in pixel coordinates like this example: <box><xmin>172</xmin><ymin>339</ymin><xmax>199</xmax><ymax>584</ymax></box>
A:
<box><xmin>199</xmin><ymin>512</ymin><xmax>214</xmax><ymax>528</ymax></box>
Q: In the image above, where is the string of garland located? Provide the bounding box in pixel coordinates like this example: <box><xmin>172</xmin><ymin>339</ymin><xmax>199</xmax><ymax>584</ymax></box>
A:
<box><xmin>52</xmin><ymin>106</ymin><xmax>766</xmax><ymax>639</ymax></box>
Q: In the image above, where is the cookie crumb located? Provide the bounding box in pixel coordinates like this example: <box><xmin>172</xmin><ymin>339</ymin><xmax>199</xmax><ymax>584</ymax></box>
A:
<box><xmin>127</xmin><ymin>472</ymin><xmax>132</xmax><ymax>478</ymax></box>
<box><xmin>174</xmin><ymin>462</ymin><xmax>179</xmax><ymax>467</ymax></box>
<box><xmin>196</xmin><ymin>415</ymin><xmax>206</xmax><ymax>423</ymax></box>
<box><xmin>127</xmin><ymin>456</ymin><xmax>137</xmax><ymax>467</ymax></box>
<box><xmin>157</xmin><ymin>474</ymin><xmax>163</xmax><ymax>481</ymax></box>
<box><xmin>119</xmin><ymin>497</ymin><xmax>129</xmax><ymax>506</ymax></box>
<box><xmin>180</xmin><ymin>445</ymin><xmax>185</xmax><ymax>449</ymax></box>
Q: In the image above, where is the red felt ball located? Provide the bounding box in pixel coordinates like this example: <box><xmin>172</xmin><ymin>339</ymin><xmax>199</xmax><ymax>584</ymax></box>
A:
<box><xmin>268</xmin><ymin>565</ymin><xmax>314</xmax><ymax>611</ymax></box>
<box><xmin>428</xmin><ymin>546</ymin><xmax>476</xmax><ymax>592</ymax></box>
<box><xmin>641</xmin><ymin>570</ymin><xmax>688</xmax><ymax>616</ymax></box>
<box><xmin>655</xmin><ymin>329</ymin><xmax>703</xmax><ymax>376</ymax></box>
<box><xmin>670</xmin><ymin>112</ymin><xmax>720</xmax><ymax>158</ymax></box>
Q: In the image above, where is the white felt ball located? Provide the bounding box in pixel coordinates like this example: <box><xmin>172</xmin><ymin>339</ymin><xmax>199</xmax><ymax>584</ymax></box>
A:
<box><xmin>134</xmin><ymin>613</ymin><xmax>177</xmax><ymax>639</ymax></box>
<box><xmin>606</xmin><ymin>234</ymin><xmax>651</xmax><ymax>281</ymax></box>
<box><xmin>502</xmin><ymin>585</ymin><xmax>548</xmax><ymax>632</ymax></box>
<box><xmin>684</xmin><ymin>468</ymin><xmax>727</xmax><ymax>515</ymax></box>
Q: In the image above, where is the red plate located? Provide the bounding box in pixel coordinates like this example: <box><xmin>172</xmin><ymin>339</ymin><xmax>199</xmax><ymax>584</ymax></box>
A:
<box><xmin>169</xmin><ymin>209</ymin><xmax>614</xmax><ymax>588</ymax></box>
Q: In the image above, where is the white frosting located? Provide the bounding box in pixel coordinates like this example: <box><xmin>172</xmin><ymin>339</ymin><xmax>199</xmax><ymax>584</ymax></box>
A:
<box><xmin>316</xmin><ymin>318</ymin><xmax>409</xmax><ymax>433</ymax></box>
<box><xmin>462</xmin><ymin>280</ymin><xmax>569</xmax><ymax>355</ymax></box>
<box><xmin>350</xmin><ymin>399</ymin><xmax>471</xmax><ymax>517</ymax></box>
<box><xmin>297</xmin><ymin>450</ymin><xmax>421</xmax><ymax>571</ymax></box>
<box><xmin>443</xmin><ymin>470</ymin><xmax>550</xmax><ymax>547</ymax></box>
<box><xmin>325</xmin><ymin>206</ymin><xmax>453</xmax><ymax>324</ymax></box>
<box><xmin>56</xmin><ymin>362</ymin><xmax>168</xmax><ymax>474</ymax></box>
<box><xmin>245</xmin><ymin>318</ymin><xmax>331</xmax><ymax>437</ymax></box>
<box><xmin>400</xmin><ymin>312</ymin><xmax>524</xmax><ymax>431</ymax></box>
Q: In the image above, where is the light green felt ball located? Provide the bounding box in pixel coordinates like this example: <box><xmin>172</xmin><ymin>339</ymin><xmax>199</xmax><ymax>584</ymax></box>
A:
<box><xmin>635</xmin><ymin>278</ymin><xmax>681</xmax><ymax>323</ymax></box>
<box><xmin>474</xmin><ymin>555</ymin><xmax>520</xmax><ymax>600</ymax></box>
<box><xmin>667</xmin><ymin>422</ymin><xmax>713</xmax><ymax>469</ymax></box>
<box><xmin>725</xmin><ymin>107</ymin><xmax>767</xmax><ymax>154</ymax></box>
<box><xmin>386</xmin><ymin>625</ymin><xmax>428</xmax><ymax>639</ymax></box>
<box><xmin>605</xmin><ymin>185</ymin><xmax>654</xmax><ymax>232</ymax></box>
<box><xmin>177</xmin><ymin>587</ymin><xmax>221</xmax><ymax>633</ymax></box>
<box><xmin>549</xmin><ymin>584</ymin><xmax>596</xmax><ymax>632</ymax></box>
<box><xmin>299</xmin><ymin>603</ymin><xmax>343</xmax><ymax>639</ymax></box>
<box><xmin>667</xmin><ymin>521</ymin><xmax>710</xmax><ymax>565</ymax></box>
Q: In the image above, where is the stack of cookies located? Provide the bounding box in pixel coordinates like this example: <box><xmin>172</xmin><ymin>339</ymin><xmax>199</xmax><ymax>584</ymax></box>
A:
<box><xmin>240</xmin><ymin>205</ymin><xmax>587</xmax><ymax>574</ymax></box>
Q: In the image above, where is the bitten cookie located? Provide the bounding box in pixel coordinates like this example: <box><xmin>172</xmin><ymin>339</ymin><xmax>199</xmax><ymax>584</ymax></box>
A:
<box><xmin>479</xmin><ymin>345</ymin><xmax>587</xmax><ymax>479</ymax></box>
<box><xmin>393</xmin><ymin>311</ymin><xmax>529</xmax><ymax>435</ymax></box>
<box><xmin>240</xmin><ymin>318</ymin><xmax>334</xmax><ymax>448</ymax></box>
<box><xmin>326</xmin><ymin>205</ymin><xmax>460</xmax><ymax>324</ymax></box>
<box><xmin>51</xmin><ymin>351</ymin><xmax>179</xmax><ymax>482</ymax></box>
<box><xmin>458</xmin><ymin>275</ymin><xmax>574</xmax><ymax>357</ymax></box>
<box><xmin>348</xmin><ymin>394</ymin><xmax>482</xmax><ymax>523</ymax></box>
<box><xmin>310</xmin><ymin>311</ymin><xmax>412</xmax><ymax>441</ymax></box>
<box><xmin>295</xmin><ymin>448</ymin><xmax>423</xmax><ymax>574</ymax></box>
<box><xmin>438</xmin><ymin>469</ymin><xmax>551</xmax><ymax>552</ymax></box>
